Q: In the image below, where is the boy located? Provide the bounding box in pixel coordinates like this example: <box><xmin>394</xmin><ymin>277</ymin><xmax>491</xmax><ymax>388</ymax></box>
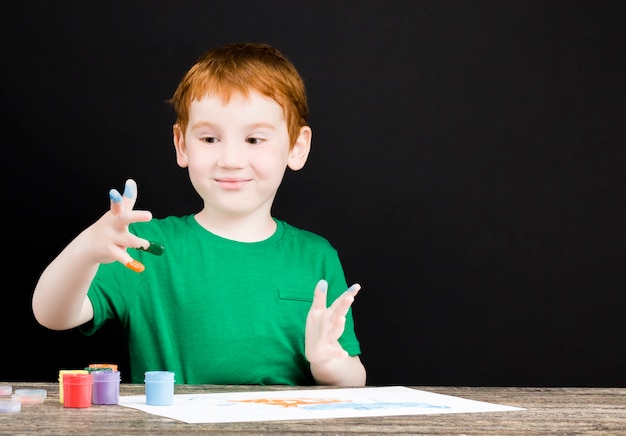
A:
<box><xmin>32</xmin><ymin>42</ymin><xmax>366</xmax><ymax>386</ymax></box>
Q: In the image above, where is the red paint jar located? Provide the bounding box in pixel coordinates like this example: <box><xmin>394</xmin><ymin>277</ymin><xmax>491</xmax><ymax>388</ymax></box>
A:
<box><xmin>63</xmin><ymin>373</ymin><xmax>92</xmax><ymax>408</ymax></box>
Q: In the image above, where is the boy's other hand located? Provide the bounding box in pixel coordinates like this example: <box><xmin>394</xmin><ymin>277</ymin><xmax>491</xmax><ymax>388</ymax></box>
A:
<box><xmin>305</xmin><ymin>280</ymin><xmax>361</xmax><ymax>365</ymax></box>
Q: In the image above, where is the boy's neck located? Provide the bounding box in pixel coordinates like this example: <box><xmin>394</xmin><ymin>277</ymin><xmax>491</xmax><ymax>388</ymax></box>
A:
<box><xmin>194</xmin><ymin>209</ymin><xmax>277</xmax><ymax>242</ymax></box>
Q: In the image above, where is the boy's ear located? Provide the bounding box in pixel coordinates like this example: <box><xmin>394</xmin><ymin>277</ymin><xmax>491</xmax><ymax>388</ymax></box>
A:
<box><xmin>173</xmin><ymin>124</ymin><xmax>189</xmax><ymax>168</ymax></box>
<box><xmin>287</xmin><ymin>126</ymin><xmax>312</xmax><ymax>171</ymax></box>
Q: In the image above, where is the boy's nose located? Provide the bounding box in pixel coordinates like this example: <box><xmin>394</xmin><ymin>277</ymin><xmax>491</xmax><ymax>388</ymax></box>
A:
<box><xmin>217</xmin><ymin>142</ymin><xmax>247</xmax><ymax>168</ymax></box>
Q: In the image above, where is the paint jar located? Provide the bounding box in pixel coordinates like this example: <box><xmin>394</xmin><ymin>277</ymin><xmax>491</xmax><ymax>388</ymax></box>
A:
<box><xmin>92</xmin><ymin>370</ymin><xmax>121</xmax><ymax>405</ymax></box>
<box><xmin>58</xmin><ymin>370</ymin><xmax>88</xmax><ymax>404</ymax></box>
<box><xmin>88</xmin><ymin>363</ymin><xmax>118</xmax><ymax>372</ymax></box>
<box><xmin>144</xmin><ymin>371</ymin><xmax>175</xmax><ymax>406</ymax></box>
<box><xmin>63</xmin><ymin>373</ymin><xmax>92</xmax><ymax>408</ymax></box>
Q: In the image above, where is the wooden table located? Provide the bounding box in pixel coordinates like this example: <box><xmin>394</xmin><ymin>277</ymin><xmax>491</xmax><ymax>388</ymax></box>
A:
<box><xmin>1</xmin><ymin>383</ymin><xmax>624</xmax><ymax>434</ymax></box>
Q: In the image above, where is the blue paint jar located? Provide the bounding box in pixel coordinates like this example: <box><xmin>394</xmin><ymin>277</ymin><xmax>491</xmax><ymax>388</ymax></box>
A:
<box><xmin>144</xmin><ymin>371</ymin><xmax>175</xmax><ymax>406</ymax></box>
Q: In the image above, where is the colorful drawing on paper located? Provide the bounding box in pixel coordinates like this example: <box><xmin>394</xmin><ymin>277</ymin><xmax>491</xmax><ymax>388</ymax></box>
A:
<box><xmin>118</xmin><ymin>386</ymin><xmax>524</xmax><ymax>423</ymax></box>
<box><xmin>225</xmin><ymin>395</ymin><xmax>451</xmax><ymax>411</ymax></box>
<box><xmin>228</xmin><ymin>396</ymin><xmax>346</xmax><ymax>407</ymax></box>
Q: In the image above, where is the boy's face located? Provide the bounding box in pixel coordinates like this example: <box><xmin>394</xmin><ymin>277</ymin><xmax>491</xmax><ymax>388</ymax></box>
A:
<box><xmin>173</xmin><ymin>90</ymin><xmax>310</xmax><ymax>219</ymax></box>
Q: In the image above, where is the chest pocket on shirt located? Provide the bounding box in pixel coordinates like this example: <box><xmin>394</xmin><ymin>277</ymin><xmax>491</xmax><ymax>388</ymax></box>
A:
<box><xmin>278</xmin><ymin>287</ymin><xmax>314</xmax><ymax>303</ymax></box>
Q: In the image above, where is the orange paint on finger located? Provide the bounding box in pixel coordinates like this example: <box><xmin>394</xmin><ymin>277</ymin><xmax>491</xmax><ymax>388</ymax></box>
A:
<box><xmin>125</xmin><ymin>259</ymin><xmax>145</xmax><ymax>273</ymax></box>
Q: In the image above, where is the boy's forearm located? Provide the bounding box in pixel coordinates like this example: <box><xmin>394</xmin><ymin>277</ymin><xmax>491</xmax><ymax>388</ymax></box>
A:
<box><xmin>311</xmin><ymin>355</ymin><xmax>367</xmax><ymax>387</ymax></box>
<box><xmin>32</xmin><ymin>237</ymin><xmax>98</xmax><ymax>330</ymax></box>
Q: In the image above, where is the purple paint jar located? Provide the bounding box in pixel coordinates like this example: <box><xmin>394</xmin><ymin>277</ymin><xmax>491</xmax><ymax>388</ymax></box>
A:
<box><xmin>91</xmin><ymin>370</ymin><xmax>121</xmax><ymax>405</ymax></box>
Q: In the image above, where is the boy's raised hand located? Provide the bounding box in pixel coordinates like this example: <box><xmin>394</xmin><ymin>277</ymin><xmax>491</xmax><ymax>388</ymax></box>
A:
<box><xmin>305</xmin><ymin>280</ymin><xmax>361</xmax><ymax>365</ymax></box>
<box><xmin>86</xmin><ymin>179</ymin><xmax>154</xmax><ymax>272</ymax></box>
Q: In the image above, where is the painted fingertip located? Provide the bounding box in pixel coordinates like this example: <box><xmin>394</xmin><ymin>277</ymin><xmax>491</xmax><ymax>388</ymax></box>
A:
<box><xmin>317</xmin><ymin>279</ymin><xmax>328</xmax><ymax>293</ymax></box>
<box><xmin>137</xmin><ymin>241</ymin><xmax>165</xmax><ymax>256</ymax></box>
<box><xmin>345</xmin><ymin>284</ymin><xmax>361</xmax><ymax>294</ymax></box>
<box><xmin>125</xmin><ymin>259</ymin><xmax>145</xmax><ymax>273</ymax></box>
<box><xmin>123</xmin><ymin>179</ymin><xmax>137</xmax><ymax>199</ymax></box>
<box><xmin>109</xmin><ymin>189</ymin><xmax>122</xmax><ymax>203</ymax></box>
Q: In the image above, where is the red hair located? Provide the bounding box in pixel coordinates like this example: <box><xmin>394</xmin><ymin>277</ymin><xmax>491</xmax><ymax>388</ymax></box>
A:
<box><xmin>168</xmin><ymin>43</ymin><xmax>309</xmax><ymax>148</ymax></box>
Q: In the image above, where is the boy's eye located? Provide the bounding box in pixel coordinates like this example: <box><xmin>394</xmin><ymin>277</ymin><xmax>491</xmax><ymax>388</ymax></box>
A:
<box><xmin>202</xmin><ymin>137</ymin><xmax>217</xmax><ymax>144</ymax></box>
<box><xmin>246</xmin><ymin>137</ymin><xmax>262</xmax><ymax>145</ymax></box>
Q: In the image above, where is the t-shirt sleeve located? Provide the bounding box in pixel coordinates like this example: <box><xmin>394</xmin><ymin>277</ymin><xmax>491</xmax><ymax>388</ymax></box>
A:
<box><xmin>81</xmin><ymin>257</ymin><xmax>143</xmax><ymax>336</ymax></box>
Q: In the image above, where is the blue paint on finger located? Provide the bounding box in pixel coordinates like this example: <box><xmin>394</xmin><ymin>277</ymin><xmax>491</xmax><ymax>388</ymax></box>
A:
<box><xmin>123</xmin><ymin>180</ymin><xmax>137</xmax><ymax>199</ymax></box>
<box><xmin>109</xmin><ymin>189</ymin><xmax>122</xmax><ymax>203</ymax></box>
<box><xmin>345</xmin><ymin>284</ymin><xmax>360</xmax><ymax>293</ymax></box>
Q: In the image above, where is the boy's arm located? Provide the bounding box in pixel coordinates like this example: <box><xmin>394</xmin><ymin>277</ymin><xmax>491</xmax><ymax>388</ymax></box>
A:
<box><xmin>32</xmin><ymin>179</ymin><xmax>153</xmax><ymax>330</ymax></box>
<box><xmin>32</xmin><ymin>231</ymin><xmax>101</xmax><ymax>330</ymax></box>
<box><xmin>305</xmin><ymin>280</ymin><xmax>367</xmax><ymax>386</ymax></box>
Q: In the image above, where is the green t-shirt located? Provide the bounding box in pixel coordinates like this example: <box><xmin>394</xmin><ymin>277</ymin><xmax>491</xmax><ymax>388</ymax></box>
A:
<box><xmin>83</xmin><ymin>215</ymin><xmax>361</xmax><ymax>385</ymax></box>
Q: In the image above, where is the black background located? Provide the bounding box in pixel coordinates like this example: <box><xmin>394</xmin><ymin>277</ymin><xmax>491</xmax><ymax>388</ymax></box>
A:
<box><xmin>3</xmin><ymin>1</ymin><xmax>625</xmax><ymax>387</ymax></box>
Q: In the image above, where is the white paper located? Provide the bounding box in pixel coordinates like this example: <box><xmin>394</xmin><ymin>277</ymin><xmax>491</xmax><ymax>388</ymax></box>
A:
<box><xmin>118</xmin><ymin>386</ymin><xmax>524</xmax><ymax>423</ymax></box>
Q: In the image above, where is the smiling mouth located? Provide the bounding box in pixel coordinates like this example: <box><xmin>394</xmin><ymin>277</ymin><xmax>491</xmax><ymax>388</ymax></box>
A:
<box><xmin>215</xmin><ymin>178</ymin><xmax>250</xmax><ymax>190</ymax></box>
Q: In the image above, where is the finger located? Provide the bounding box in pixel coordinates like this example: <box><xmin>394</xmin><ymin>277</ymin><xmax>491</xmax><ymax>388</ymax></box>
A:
<box><xmin>136</xmin><ymin>240</ymin><xmax>165</xmax><ymax>256</ymax></box>
<box><xmin>124</xmin><ymin>258</ymin><xmax>145</xmax><ymax>273</ymax></box>
<box><xmin>330</xmin><ymin>283</ymin><xmax>361</xmax><ymax>316</ymax></box>
<box><xmin>345</xmin><ymin>283</ymin><xmax>361</xmax><ymax>297</ymax></box>
<box><xmin>122</xmin><ymin>179</ymin><xmax>138</xmax><ymax>210</ymax></box>
<box><xmin>115</xmin><ymin>247</ymin><xmax>145</xmax><ymax>273</ymax></box>
<box><xmin>126</xmin><ymin>207</ymin><xmax>153</xmax><ymax>225</ymax></box>
<box><xmin>109</xmin><ymin>189</ymin><xmax>123</xmax><ymax>215</ymax></box>
<box><xmin>311</xmin><ymin>279</ymin><xmax>329</xmax><ymax>310</ymax></box>
<box><xmin>328</xmin><ymin>313</ymin><xmax>348</xmax><ymax>341</ymax></box>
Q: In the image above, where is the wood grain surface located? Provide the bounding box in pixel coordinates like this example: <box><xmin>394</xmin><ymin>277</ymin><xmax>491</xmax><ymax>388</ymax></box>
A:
<box><xmin>1</xmin><ymin>383</ymin><xmax>624</xmax><ymax>435</ymax></box>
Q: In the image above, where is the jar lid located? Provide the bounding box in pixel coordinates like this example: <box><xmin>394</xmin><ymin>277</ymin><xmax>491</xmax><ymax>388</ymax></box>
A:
<box><xmin>85</xmin><ymin>367</ymin><xmax>112</xmax><ymax>373</ymax></box>
<box><xmin>12</xmin><ymin>389</ymin><xmax>47</xmax><ymax>404</ymax></box>
<box><xmin>145</xmin><ymin>371</ymin><xmax>175</xmax><ymax>383</ymax></box>
<box><xmin>89</xmin><ymin>363</ymin><xmax>118</xmax><ymax>371</ymax></box>
<box><xmin>0</xmin><ymin>385</ymin><xmax>12</xmax><ymax>396</ymax></box>
<box><xmin>92</xmin><ymin>370</ymin><xmax>121</xmax><ymax>381</ymax></box>
<box><xmin>58</xmin><ymin>369</ymin><xmax>89</xmax><ymax>381</ymax></box>
<box><xmin>0</xmin><ymin>400</ymin><xmax>21</xmax><ymax>413</ymax></box>
<box><xmin>63</xmin><ymin>373</ymin><xmax>92</xmax><ymax>383</ymax></box>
